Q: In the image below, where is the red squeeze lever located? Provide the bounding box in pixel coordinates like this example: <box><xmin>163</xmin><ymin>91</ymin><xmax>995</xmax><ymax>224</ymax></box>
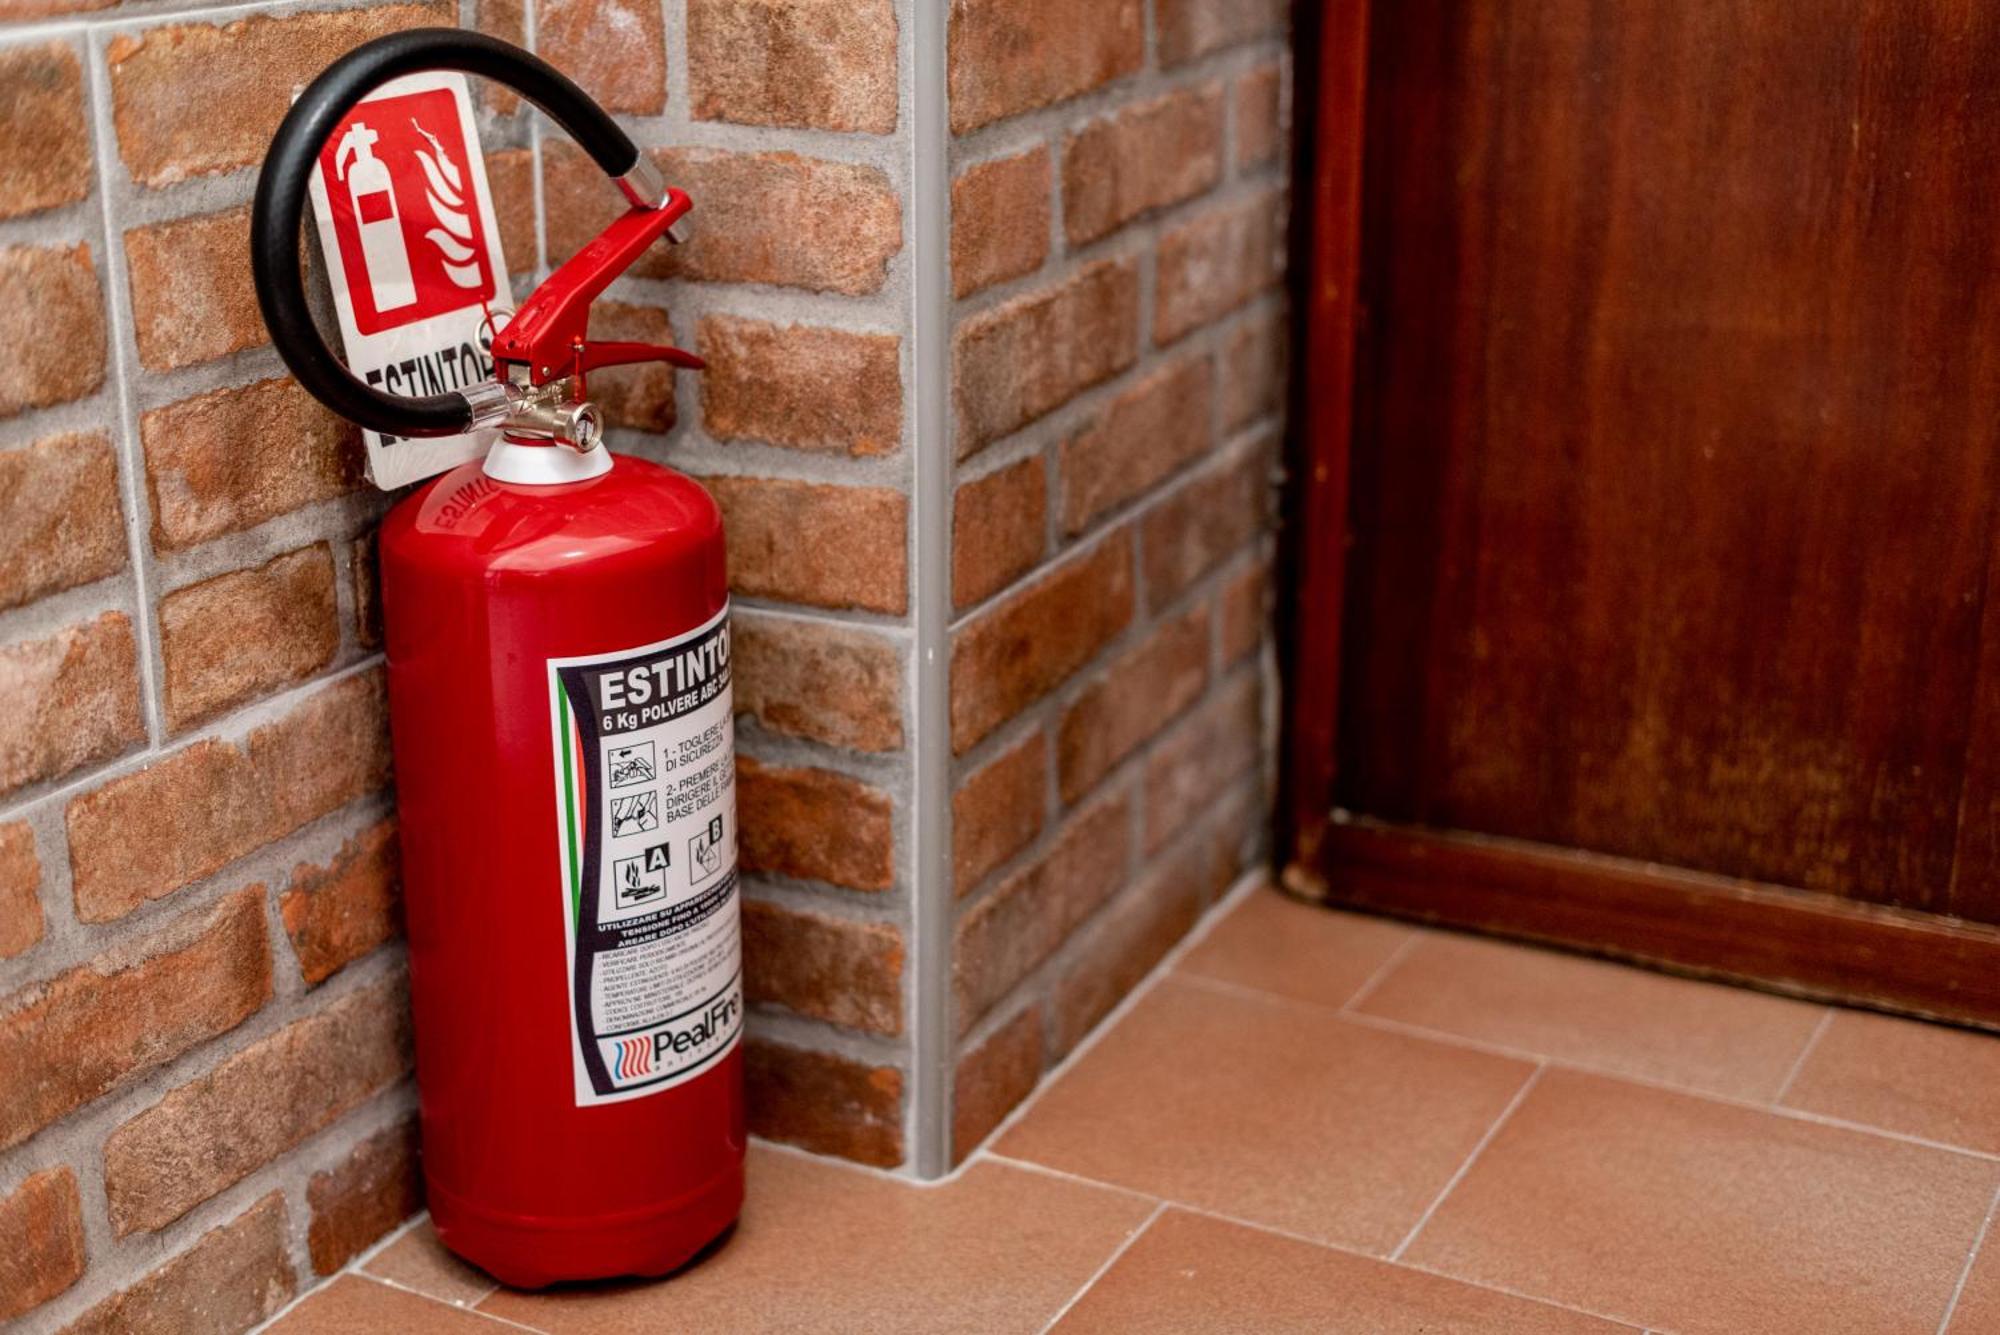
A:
<box><xmin>489</xmin><ymin>186</ymin><xmax>705</xmax><ymax>385</ymax></box>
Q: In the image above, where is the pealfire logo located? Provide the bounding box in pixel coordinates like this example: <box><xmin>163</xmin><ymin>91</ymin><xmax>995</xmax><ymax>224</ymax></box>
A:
<box><xmin>603</xmin><ymin>990</ymin><xmax>741</xmax><ymax>1087</ymax></box>
<box><xmin>613</xmin><ymin>1035</ymin><xmax>652</xmax><ymax>1082</ymax></box>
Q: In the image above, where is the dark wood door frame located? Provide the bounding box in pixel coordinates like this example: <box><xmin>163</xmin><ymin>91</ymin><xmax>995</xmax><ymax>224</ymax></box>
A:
<box><xmin>1279</xmin><ymin>0</ymin><xmax>1369</xmax><ymax>871</ymax></box>
<box><xmin>1278</xmin><ymin>0</ymin><xmax>2000</xmax><ymax>1030</ymax></box>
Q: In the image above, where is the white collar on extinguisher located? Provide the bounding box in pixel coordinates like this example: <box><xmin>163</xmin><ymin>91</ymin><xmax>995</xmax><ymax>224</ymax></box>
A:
<box><xmin>483</xmin><ymin>438</ymin><xmax>614</xmax><ymax>484</ymax></box>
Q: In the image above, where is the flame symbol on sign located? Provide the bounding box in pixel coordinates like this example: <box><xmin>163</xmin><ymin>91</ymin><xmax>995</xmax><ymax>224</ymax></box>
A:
<box><xmin>411</xmin><ymin>119</ymin><xmax>483</xmax><ymax>289</ymax></box>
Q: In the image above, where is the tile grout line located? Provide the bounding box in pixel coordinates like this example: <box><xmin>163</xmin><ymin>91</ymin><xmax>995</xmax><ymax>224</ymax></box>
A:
<box><xmin>1390</xmin><ymin>1063</ymin><xmax>1545</xmax><ymax>1262</ymax></box>
<box><xmin>1938</xmin><ymin>1179</ymin><xmax>2000</xmax><ymax>1335</ymax></box>
<box><xmin>357</xmin><ymin>1273</ymin><xmax>548</xmax><ymax>1334</ymax></box>
<box><xmin>1173</xmin><ymin>970</ymin><xmax>2000</xmax><ymax>1167</ymax></box>
<box><xmin>1770</xmin><ymin>1006</ymin><xmax>1834</xmax><ymax>1105</ymax></box>
<box><xmin>980</xmin><ymin>1156</ymin><xmax>1648</xmax><ymax>1333</ymax></box>
<box><xmin>1034</xmin><ymin>1199</ymin><xmax>1169</xmax><ymax>1335</ymax></box>
<box><xmin>1339</xmin><ymin>928</ymin><xmax>1424</xmax><ymax>1013</ymax></box>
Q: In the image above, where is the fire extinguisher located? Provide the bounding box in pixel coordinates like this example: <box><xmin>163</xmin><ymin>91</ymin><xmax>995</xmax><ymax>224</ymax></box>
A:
<box><xmin>250</xmin><ymin>30</ymin><xmax>743</xmax><ymax>1286</ymax></box>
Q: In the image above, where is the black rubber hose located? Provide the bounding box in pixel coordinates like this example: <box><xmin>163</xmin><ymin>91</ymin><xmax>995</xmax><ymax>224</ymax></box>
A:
<box><xmin>251</xmin><ymin>29</ymin><xmax>638</xmax><ymax>437</ymax></box>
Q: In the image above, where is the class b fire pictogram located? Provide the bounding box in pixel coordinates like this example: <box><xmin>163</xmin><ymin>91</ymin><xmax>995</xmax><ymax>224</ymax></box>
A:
<box><xmin>316</xmin><ymin>86</ymin><xmax>496</xmax><ymax>335</ymax></box>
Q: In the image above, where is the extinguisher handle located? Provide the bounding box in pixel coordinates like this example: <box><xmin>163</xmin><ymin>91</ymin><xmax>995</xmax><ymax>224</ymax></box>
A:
<box><xmin>251</xmin><ymin>29</ymin><xmax>663</xmax><ymax>440</ymax></box>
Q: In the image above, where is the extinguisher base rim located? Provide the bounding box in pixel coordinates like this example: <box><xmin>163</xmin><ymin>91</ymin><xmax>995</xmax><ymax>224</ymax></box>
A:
<box><xmin>425</xmin><ymin>1157</ymin><xmax>744</xmax><ymax>1288</ymax></box>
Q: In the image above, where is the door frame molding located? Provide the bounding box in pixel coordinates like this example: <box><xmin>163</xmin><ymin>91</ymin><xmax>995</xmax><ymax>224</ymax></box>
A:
<box><xmin>1279</xmin><ymin>0</ymin><xmax>1371</xmax><ymax>868</ymax></box>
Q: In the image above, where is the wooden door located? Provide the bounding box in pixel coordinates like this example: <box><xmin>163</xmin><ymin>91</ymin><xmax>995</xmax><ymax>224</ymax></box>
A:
<box><xmin>1285</xmin><ymin>0</ymin><xmax>2000</xmax><ymax>1025</ymax></box>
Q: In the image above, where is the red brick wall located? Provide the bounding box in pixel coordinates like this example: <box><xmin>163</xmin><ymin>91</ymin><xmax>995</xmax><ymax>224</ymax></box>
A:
<box><xmin>0</xmin><ymin>0</ymin><xmax>1286</xmax><ymax>1321</ymax></box>
<box><xmin>945</xmin><ymin>0</ymin><xmax>1288</xmax><ymax>1161</ymax></box>
<box><xmin>0</xmin><ymin>0</ymin><xmax>916</xmax><ymax>1325</ymax></box>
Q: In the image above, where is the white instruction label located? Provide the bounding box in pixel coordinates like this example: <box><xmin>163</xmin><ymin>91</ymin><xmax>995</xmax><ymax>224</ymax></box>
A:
<box><xmin>548</xmin><ymin>605</ymin><xmax>741</xmax><ymax>1106</ymax></box>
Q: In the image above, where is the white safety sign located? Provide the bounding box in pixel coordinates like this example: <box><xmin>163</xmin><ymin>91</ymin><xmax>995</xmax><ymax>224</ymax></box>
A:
<box><xmin>306</xmin><ymin>71</ymin><xmax>513</xmax><ymax>489</ymax></box>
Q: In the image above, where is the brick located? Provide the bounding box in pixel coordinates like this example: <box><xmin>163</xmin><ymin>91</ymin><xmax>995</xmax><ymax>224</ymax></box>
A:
<box><xmin>62</xmin><ymin>1193</ymin><xmax>294</xmax><ymax>1335</ymax></box>
<box><xmin>952</xmin><ymin>148</ymin><xmax>1050</xmax><ymax>298</ymax></box>
<box><xmin>0</xmin><ymin>887</ymin><xmax>270</xmax><ymax>1152</ymax></box>
<box><xmin>953</xmin><ymin>455</ymin><xmax>1046</xmax><ymax>610</ymax></box>
<box><xmin>105</xmin><ymin>971</ymin><xmax>412</xmax><ymax>1236</ymax></box>
<box><xmin>544</xmin><ymin>143</ymin><xmax>902</xmax><ymax>295</ymax></box>
<box><xmin>0</xmin><ymin>432</ymin><xmax>125</xmax><ymax>611</ymax></box>
<box><xmin>307</xmin><ymin>1118</ymin><xmax>420</xmax><ymax>1275</ymax></box>
<box><xmin>1060</xmin><ymin>353</ymin><xmax>1214</xmax><ymax>535</ymax></box>
<box><xmin>352</xmin><ymin>535</ymin><xmax>381</xmax><ymax>651</ymax></box>
<box><xmin>0</xmin><ymin>1167</ymin><xmax>84</xmax><ymax>1320</ymax></box>
<box><xmin>126</xmin><ymin>207</ymin><xmax>262</xmax><ymax>372</ymax></box>
<box><xmin>951</xmin><ymin>533</ymin><xmax>1134</xmax><ymax>754</ymax></box>
<box><xmin>1155</xmin><ymin>189</ymin><xmax>1286</xmax><ymax>344</ymax></box>
<box><xmin>700</xmin><ymin>316</ymin><xmax>900</xmax><ymax>456</ymax></box>
<box><xmin>0</xmin><ymin>613</ymin><xmax>143</xmax><ymax>799</ymax></box>
<box><xmin>1157</xmin><ymin>0</ymin><xmax>1286</xmax><ymax>67</ymax></box>
<box><xmin>1218</xmin><ymin>560</ymin><xmax>1268</xmax><ymax>665</ymax></box>
<box><xmin>538</xmin><ymin>0</ymin><xmax>665</xmax><ymax>114</ymax></box>
<box><xmin>474</xmin><ymin>0</ymin><xmax>527</xmax><ymax>113</ymax></box>
<box><xmin>160</xmin><ymin>544</ymin><xmax>339</xmax><ymax>731</ymax></box>
<box><xmin>1062</xmin><ymin>85</ymin><xmax>1225</xmax><ymax>245</ymax></box>
<box><xmin>737</xmin><ymin>757</ymin><xmax>894</xmax><ymax>892</ymax></box>
<box><xmin>107</xmin><ymin>4</ymin><xmax>451</xmax><ymax>188</ymax></box>
<box><xmin>732</xmin><ymin>611</ymin><xmax>903</xmax><ymax>753</ymax></box>
<box><xmin>743</xmin><ymin>1037</ymin><xmax>902</xmax><ymax>1167</ymax></box>
<box><xmin>1057</xmin><ymin>603</ymin><xmax>1210</xmax><ymax>803</ymax></box>
<box><xmin>0</xmin><ymin>43</ymin><xmax>91</xmax><ymax>221</ymax></box>
<box><xmin>708</xmin><ymin>476</ymin><xmax>907</xmax><ymax>614</ymax></box>
<box><xmin>1235</xmin><ymin>61</ymin><xmax>1285</xmax><ymax>170</ymax></box>
<box><xmin>1220</xmin><ymin>305</ymin><xmax>1287</xmax><ymax>432</ymax></box>
<box><xmin>742</xmin><ymin>899</ymin><xmax>902</xmax><ymax>1036</ymax></box>
<box><xmin>68</xmin><ymin>671</ymin><xmax>390</xmax><ymax>923</ymax></box>
<box><xmin>0</xmin><ymin>0</ymin><xmax>112</xmax><ymax>20</ymax></box>
<box><xmin>1144</xmin><ymin>671</ymin><xmax>1261</xmax><ymax>854</ymax></box>
<box><xmin>589</xmin><ymin>301</ymin><xmax>678</xmax><ymax>432</ymax></box>
<box><xmin>948</xmin><ymin>0</ymin><xmax>1143</xmax><ymax>133</ymax></box>
<box><xmin>486</xmin><ymin>147</ymin><xmax>537</xmax><ymax>273</ymax></box>
<box><xmin>1198</xmin><ymin>776</ymin><xmax>1262</xmax><ymax>895</ymax></box>
<box><xmin>1051</xmin><ymin>840</ymin><xmax>1208</xmax><ymax>1057</ymax></box>
<box><xmin>0</xmin><ymin>823</ymin><xmax>41</xmax><ymax>960</ymax></box>
<box><xmin>953</xmin><ymin>791</ymin><xmax>1130</xmax><ymax>1032</ymax></box>
<box><xmin>1141</xmin><ymin>446</ymin><xmax>1267</xmax><ymax>611</ymax></box>
<box><xmin>953</xmin><ymin>1003</ymin><xmax>1042</xmax><ymax>1163</ymax></box>
<box><xmin>142</xmin><ymin>377</ymin><xmax>364</xmax><ymax>551</ymax></box>
<box><xmin>281</xmin><ymin>819</ymin><xmax>400</xmax><ymax>986</ymax></box>
<box><xmin>954</xmin><ymin>258</ymin><xmax>1138</xmax><ymax>458</ymax></box>
<box><xmin>0</xmin><ymin>244</ymin><xmax>105</xmax><ymax>418</ymax></box>
<box><xmin>689</xmin><ymin>0</ymin><xmax>897</xmax><ymax>133</ymax></box>
<box><xmin>953</xmin><ymin>730</ymin><xmax>1044</xmax><ymax>896</ymax></box>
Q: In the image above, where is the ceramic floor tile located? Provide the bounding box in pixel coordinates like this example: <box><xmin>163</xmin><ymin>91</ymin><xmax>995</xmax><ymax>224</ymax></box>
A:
<box><xmin>1174</xmin><ymin>891</ymin><xmax>1417</xmax><ymax>1009</ymax></box>
<box><xmin>476</xmin><ymin>1145</ymin><xmax>1152</xmax><ymax>1334</ymax></box>
<box><xmin>270</xmin><ymin>1275</ymin><xmax>522</xmax><ymax>1332</ymax></box>
<box><xmin>1353</xmin><ymin>931</ymin><xmax>1826</xmax><ymax>1099</ymax></box>
<box><xmin>1944</xmin><ymin>1223</ymin><xmax>2000</xmax><ymax>1333</ymax></box>
<box><xmin>1406</xmin><ymin>1067</ymin><xmax>2000</xmax><ymax>1335</ymax></box>
<box><xmin>361</xmin><ymin>1219</ymin><xmax>496</xmax><ymax>1308</ymax></box>
<box><xmin>995</xmin><ymin>975</ymin><xmax>1536</xmax><ymax>1253</ymax></box>
<box><xmin>1781</xmin><ymin>1009</ymin><xmax>2000</xmax><ymax>1153</ymax></box>
<box><xmin>1052</xmin><ymin>1207</ymin><xmax>1633</xmax><ymax>1333</ymax></box>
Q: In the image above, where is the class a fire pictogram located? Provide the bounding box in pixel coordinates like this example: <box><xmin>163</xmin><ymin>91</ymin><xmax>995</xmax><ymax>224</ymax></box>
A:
<box><xmin>409</xmin><ymin>119</ymin><xmax>485</xmax><ymax>291</ymax></box>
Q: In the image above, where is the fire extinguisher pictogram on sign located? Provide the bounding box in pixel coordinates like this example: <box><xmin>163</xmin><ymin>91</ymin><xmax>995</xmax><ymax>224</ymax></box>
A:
<box><xmin>316</xmin><ymin>86</ymin><xmax>496</xmax><ymax>334</ymax></box>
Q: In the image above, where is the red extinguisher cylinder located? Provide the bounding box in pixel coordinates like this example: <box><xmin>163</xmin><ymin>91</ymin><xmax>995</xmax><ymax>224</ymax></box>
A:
<box><xmin>382</xmin><ymin>457</ymin><xmax>744</xmax><ymax>1286</ymax></box>
<box><xmin>250</xmin><ymin>31</ymin><xmax>747</xmax><ymax>1288</ymax></box>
